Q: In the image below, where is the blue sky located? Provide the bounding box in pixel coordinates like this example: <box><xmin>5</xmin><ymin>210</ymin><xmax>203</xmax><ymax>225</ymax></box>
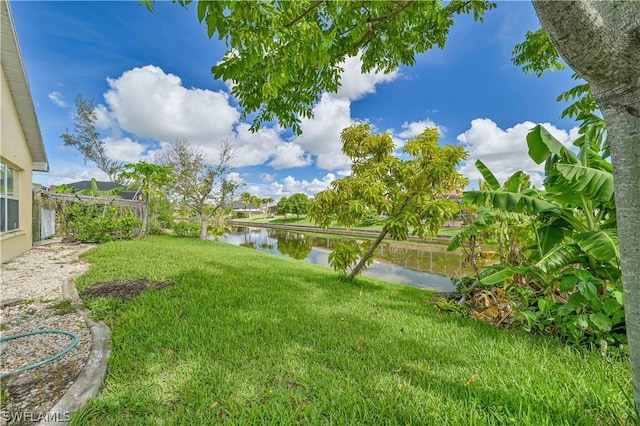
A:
<box><xmin>12</xmin><ymin>1</ymin><xmax>580</xmax><ymax>198</ymax></box>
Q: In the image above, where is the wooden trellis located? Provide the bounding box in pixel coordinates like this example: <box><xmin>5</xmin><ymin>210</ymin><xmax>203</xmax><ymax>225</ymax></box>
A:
<box><xmin>32</xmin><ymin>189</ymin><xmax>147</xmax><ymax>242</ymax></box>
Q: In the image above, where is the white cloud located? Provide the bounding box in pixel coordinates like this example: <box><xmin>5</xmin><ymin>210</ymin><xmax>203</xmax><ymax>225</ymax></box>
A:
<box><xmin>293</xmin><ymin>94</ymin><xmax>353</xmax><ymax>170</ymax></box>
<box><xmin>34</xmin><ymin>163</ymin><xmax>108</xmax><ymax>187</ymax></box>
<box><xmin>457</xmin><ymin>118</ymin><xmax>579</xmax><ymax>187</ymax></box>
<box><xmin>94</xmin><ymin>104</ymin><xmax>115</xmax><ymax>130</ymax></box>
<box><xmin>226</xmin><ymin>171</ymin><xmax>244</xmax><ymax>186</ymax></box>
<box><xmin>306</xmin><ymin>173</ymin><xmax>336</xmax><ymax>194</ymax></box>
<box><xmin>80</xmin><ymin>61</ymin><xmax>398</xmax><ymax>176</ymax></box>
<box><xmin>230</xmin><ymin>123</ymin><xmax>284</xmax><ymax>167</ymax></box>
<box><xmin>397</xmin><ymin>119</ymin><xmax>446</xmax><ymax>139</ymax></box>
<box><xmin>259</xmin><ymin>173</ymin><xmax>276</xmax><ymax>183</ymax></box>
<box><xmin>281</xmin><ymin>173</ymin><xmax>336</xmax><ymax>195</ymax></box>
<box><xmin>97</xmin><ymin>65</ymin><xmax>315</xmax><ymax>170</ymax></box>
<box><xmin>102</xmin><ymin>65</ymin><xmax>239</xmax><ymax>145</ymax></box>
<box><xmin>288</xmin><ymin>53</ymin><xmax>399</xmax><ymax>171</ymax></box>
<box><xmin>48</xmin><ymin>91</ymin><xmax>67</xmax><ymax>108</ymax></box>
<box><xmin>269</xmin><ymin>143</ymin><xmax>312</xmax><ymax>170</ymax></box>
<box><xmin>255</xmin><ymin>173</ymin><xmax>337</xmax><ymax>199</ymax></box>
<box><xmin>336</xmin><ymin>53</ymin><xmax>399</xmax><ymax>101</ymax></box>
<box><xmin>102</xmin><ymin>137</ymin><xmax>148</xmax><ymax>163</ymax></box>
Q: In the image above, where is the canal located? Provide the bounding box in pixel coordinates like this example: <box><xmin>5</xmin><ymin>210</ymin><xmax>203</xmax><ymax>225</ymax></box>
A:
<box><xmin>220</xmin><ymin>226</ymin><xmax>471</xmax><ymax>292</ymax></box>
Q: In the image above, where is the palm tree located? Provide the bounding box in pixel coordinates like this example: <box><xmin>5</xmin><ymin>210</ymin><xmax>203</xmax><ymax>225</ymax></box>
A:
<box><xmin>261</xmin><ymin>197</ymin><xmax>274</xmax><ymax>216</ymax></box>
<box><xmin>250</xmin><ymin>195</ymin><xmax>261</xmax><ymax>217</ymax></box>
<box><xmin>239</xmin><ymin>192</ymin><xmax>253</xmax><ymax>219</ymax></box>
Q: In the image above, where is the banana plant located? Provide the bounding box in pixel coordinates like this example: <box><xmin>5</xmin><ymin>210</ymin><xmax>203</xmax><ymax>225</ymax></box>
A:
<box><xmin>455</xmin><ymin>123</ymin><xmax>619</xmax><ymax>287</ymax></box>
<box><xmin>449</xmin><ymin>159</ymin><xmax>547</xmax><ymax>287</ymax></box>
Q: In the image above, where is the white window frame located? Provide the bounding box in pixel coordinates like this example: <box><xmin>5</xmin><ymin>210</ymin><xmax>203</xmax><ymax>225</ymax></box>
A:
<box><xmin>0</xmin><ymin>161</ymin><xmax>20</xmax><ymax>233</ymax></box>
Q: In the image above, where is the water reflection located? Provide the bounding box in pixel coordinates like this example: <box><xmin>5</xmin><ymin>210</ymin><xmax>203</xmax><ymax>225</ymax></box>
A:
<box><xmin>220</xmin><ymin>227</ymin><xmax>471</xmax><ymax>292</ymax></box>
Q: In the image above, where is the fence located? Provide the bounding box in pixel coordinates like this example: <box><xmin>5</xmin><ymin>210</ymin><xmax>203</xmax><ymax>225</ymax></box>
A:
<box><xmin>32</xmin><ymin>189</ymin><xmax>147</xmax><ymax>242</ymax></box>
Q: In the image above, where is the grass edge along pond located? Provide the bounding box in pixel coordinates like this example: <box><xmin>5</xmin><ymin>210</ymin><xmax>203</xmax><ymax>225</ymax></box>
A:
<box><xmin>73</xmin><ymin>236</ymin><xmax>633</xmax><ymax>425</ymax></box>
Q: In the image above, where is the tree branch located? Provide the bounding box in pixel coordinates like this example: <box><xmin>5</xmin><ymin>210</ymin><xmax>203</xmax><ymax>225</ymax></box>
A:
<box><xmin>365</xmin><ymin>0</ymin><xmax>415</xmax><ymax>25</ymax></box>
<box><xmin>286</xmin><ymin>0</ymin><xmax>325</xmax><ymax>27</ymax></box>
<box><xmin>356</xmin><ymin>0</ymin><xmax>417</xmax><ymax>47</ymax></box>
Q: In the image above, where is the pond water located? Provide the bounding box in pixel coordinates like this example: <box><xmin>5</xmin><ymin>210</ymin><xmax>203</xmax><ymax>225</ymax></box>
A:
<box><xmin>220</xmin><ymin>226</ymin><xmax>472</xmax><ymax>292</ymax></box>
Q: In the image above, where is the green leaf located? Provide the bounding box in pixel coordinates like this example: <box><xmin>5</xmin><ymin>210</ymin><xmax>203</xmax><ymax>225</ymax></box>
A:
<box><xmin>611</xmin><ymin>290</ymin><xmax>624</xmax><ymax>305</ymax></box>
<box><xmin>197</xmin><ymin>0</ymin><xmax>207</xmax><ymax>22</ymax></box>
<box><xmin>512</xmin><ymin>29</ymin><xmax>565</xmax><ymax>78</ymax></box>
<box><xmin>527</xmin><ymin>125</ymin><xmax>579</xmax><ymax>165</ymax></box>
<box><xmin>589</xmin><ymin>312</ymin><xmax>613</xmax><ymax>332</ymax></box>
<box><xmin>537</xmin><ymin>298</ymin><xmax>552</xmax><ymax>315</ymax></box>
<box><xmin>475</xmin><ymin>159</ymin><xmax>500</xmax><ymax>191</ymax></box>
<box><xmin>577</xmin><ymin>280</ymin><xmax>598</xmax><ymax>303</ymax></box>
<box><xmin>556</xmin><ymin>302</ymin><xmax>575</xmax><ymax>316</ymax></box>
<box><xmin>572</xmin><ymin>269</ymin><xmax>595</xmax><ymax>282</ymax></box>
<box><xmin>518</xmin><ymin>309</ymin><xmax>537</xmax><ymax>327</ymax></box>
<box><xmin>464</xmin><ymin>190</ymin><xmax>558</xmax><ymax>215</ymax></box>
<box><xmin>559</xmin><ymin>275</ymin><xmax>578</xmax><ymax>292</ymax></box>
<box><xmin>612</xmin><ymin>310</ymin><xmax>625</xmax><ymax>325</ymax></box>
<box><xmin>554</xmin><ymin>164</ymin><xmax>614</xmax><ymax>203</ymax></box>
<box><xmin>534</xmin><ymin>243</ymin><xmax>582</xmax><ymax>274</ymax></box>
<box><xmin>574</xmin><ymin>230</ymin><xmax>620</xmax><ymax>263</ymax></box>
<box><xmin>568</xmin><ymin>292</ymin><xmax>588</xmax><ymax>307</ymax></box>
<box><xmin>479</xmin><ymin>267</ymin><xmax>527</xmax><ymax>286</ymax></box>
<box><xmin>603</xmin><ymin>298</ymin><xmax>622</xmax><ymax>316</ymax></box>
<box><xmin>574</xmin><ymin>314</ymin><xmax>589</xmax><ymax>329</ymax></box>
<box><xmin>536</xmin><ymin>222</ymin><xmax>566</xmax><ymax>259</ymax></box>
<box><xmin>503</xmin><ymin>171</ymin><xmax>531</xmax><ymax>193</ymax></box>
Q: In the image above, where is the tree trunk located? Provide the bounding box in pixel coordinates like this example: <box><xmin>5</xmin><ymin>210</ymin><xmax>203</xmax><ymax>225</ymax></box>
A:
<box><xmin>200</xmin><ymin>215</ymin><xmax>209</xmax><ymax>241</ymax></box>
<box><xmin>533</xmin><ymin>0</ymin><xmax>640</xmax><ymax>413</ymax></box>
<box><xmin>348</xmin><ymin>228</ymin><xmax>388</xmax><ymax>280</ymax></box>
<box><xmin>139</xmin><ymin>201</ymin><xmax>148</xmax><ymax>239</ymax></box>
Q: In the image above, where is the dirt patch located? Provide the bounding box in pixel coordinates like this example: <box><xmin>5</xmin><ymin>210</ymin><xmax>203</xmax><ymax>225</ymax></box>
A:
<box><xmin>79</xmin><ymin>280</ymin><xmax>172</xmax><ymax>301</ymax></box>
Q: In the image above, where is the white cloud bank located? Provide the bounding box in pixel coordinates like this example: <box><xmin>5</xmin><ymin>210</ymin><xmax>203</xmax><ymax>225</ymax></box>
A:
<box><xmin>265</xmin><ymin>173</ymin><xmax>337</xmax><ymax>198</ymax></box>
<box><xmin>89</xmin><ymin>58</ymin><xmax>398</xmax><ymax>172</ymax></box>
<box><xmin>291</xmin><ymin>53</ymin><xmax>400</xmax><ymax>170</ymax></box>
<box><xmin>457</xmin><ymin>118</ymin><xmax>580</xmax><ymax>187</ymax></box>
<box><xmin>397</xmin><ymin>119</ymin><xmax>446</xmax><ymax>139</ymax></box>
<box><xmin>103</xmin><ymin>65</ymin><xmax>239</xmax><ymax>145</ymax></box>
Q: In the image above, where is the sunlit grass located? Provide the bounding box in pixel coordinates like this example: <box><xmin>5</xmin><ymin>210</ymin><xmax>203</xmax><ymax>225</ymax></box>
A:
<box><xmin>73</xmin><ymin>236</ymin><xmax>633</xmax><ymax>425</ymax></box>
<box><xmin>233</xmin><ymin>215</ymin><xmax>461</xmax><ymax>237</ymax></box>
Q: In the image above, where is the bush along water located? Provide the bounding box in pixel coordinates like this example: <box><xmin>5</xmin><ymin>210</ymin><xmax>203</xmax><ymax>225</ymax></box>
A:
<box><xmin>447</xmin><ymin>114</ymin><xmax>626</xmax><ymax>355</ymax></box>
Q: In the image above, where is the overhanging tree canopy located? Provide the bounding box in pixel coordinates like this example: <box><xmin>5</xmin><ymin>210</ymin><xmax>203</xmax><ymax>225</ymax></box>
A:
<box><xmin>143</xmin><ymin>0</ymin><xmax>495</xmax><ymax>133</ymax></box>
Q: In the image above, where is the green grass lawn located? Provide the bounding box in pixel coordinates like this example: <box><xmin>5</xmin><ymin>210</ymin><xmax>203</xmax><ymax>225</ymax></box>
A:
<box><xmin>73</xmin><ymin>236</ymin><xmax>633</xmax><ymax>425</ymax></box>
<box><xmin>234</xmin><ymin>214</ymin><xmax>461</xmax><ymax>237</ymax></box>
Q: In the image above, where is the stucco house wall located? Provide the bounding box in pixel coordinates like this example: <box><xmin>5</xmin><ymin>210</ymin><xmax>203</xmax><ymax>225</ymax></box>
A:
<box><xmin>1</xmin><ymin>2</ymin><xmax>49</xmax><ymax>263</ymax></box>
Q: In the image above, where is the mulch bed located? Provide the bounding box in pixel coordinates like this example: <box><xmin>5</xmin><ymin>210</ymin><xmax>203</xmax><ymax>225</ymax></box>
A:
<box><xmin>79</xmin><ymin>279</ymin><xmax>173</xmax><ymax>301</ymax></box>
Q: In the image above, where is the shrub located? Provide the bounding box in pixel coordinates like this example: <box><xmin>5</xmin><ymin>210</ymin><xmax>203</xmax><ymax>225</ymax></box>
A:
<box><xmin>358</xmin><ymin>210</ymin><xmax>380</xmax><ymax>227</ymax></box>
<box><xmin>514</xmin><ymin>270</ymin><xmax>626</xmax><ymax>353</ymax></box>
<box><xmin>172</xmin><ymin>221</ymin><xmax>200</xmax><ymax>238</ymax></box>
<box><xmin>60</xmin><ymin>203</ymin><xmax>141</xmax><ymax>242</ymax></box>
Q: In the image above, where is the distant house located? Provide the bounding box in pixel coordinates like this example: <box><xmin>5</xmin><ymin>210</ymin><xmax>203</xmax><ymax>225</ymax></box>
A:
<box><xmin>1</xmin><ymin>2</ymin><xmax>50</xmax><ymax>263</ymax></box>
<box><xmin>231</xmin><ymin>202</ymin><xmax>262</xmax><ymax>217</ymax></box>
<box><xmin>63</xmin><ymin>180</ymin><xmax>139</xmax><ymax>200</ymax></box>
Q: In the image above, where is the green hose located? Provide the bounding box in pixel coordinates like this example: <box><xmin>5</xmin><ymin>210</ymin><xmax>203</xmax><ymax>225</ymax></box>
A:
<box><xmin>0</xmin><ymin>329</ymin><xmax>79</xmax><ymax>379</ymax></box>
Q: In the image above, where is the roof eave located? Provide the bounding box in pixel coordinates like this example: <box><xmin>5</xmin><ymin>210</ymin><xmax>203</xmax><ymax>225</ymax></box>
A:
<box><xmin>1</xmin><ymin>2</ymin><xmax>49</xmax><ymax>173</ymax></box>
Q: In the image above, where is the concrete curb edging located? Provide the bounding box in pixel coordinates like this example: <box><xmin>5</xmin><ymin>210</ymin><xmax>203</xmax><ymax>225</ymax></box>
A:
<box><xmin>38</xmin><ymin>280</ymin><xmax>111</xmax><ymax>426</ymax></box>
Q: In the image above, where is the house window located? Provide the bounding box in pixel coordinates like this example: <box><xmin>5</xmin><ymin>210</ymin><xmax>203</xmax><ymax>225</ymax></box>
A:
<box><xmin>1</xmin><ymin>161</ymin><xmax>20</xmax><ymax>233</ymax></box>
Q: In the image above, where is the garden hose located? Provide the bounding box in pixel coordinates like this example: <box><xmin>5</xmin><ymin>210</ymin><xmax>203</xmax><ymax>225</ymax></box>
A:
<box><xmin>0</xmin><ymin>330</ymin><xmax>79</xmax><ymax>379</ymax></box>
